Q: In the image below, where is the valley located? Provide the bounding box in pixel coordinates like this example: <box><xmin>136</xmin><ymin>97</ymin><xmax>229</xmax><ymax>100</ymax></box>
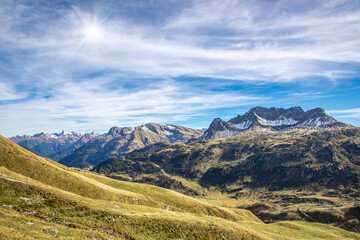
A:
<box><xmin>3</xmin><ymin>107</ymin><xmax>360</xmax><ymax>239</ymax></box>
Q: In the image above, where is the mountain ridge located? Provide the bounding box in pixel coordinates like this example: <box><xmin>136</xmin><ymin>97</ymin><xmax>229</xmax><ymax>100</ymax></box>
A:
<box><xmin>201</xmin><ymin>106</ymin><xmax>346</xmax><ymax>140</ymax></box>
<box><xmin>9</xmin><ymin>130</ymin><xmax>96</xmax><ymax>160</ymax></box>
<box><xmin>9</xmin><ymin>106</ymin><xmax>347</xmax><ymax>166</ymax></box>
<box><xmin>95</xmin><ymin>126</ymin><xmax>360</xmax><ymax>192</ymax></box>
<box><xmin>59</xmin><ymin>123</ymin><xmax>203</xmax><ymax>168</ymax></box>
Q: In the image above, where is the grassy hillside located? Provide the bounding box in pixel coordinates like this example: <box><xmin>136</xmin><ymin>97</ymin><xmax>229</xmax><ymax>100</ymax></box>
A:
<box><xmin>1</xmin><ymin>135</ymin><xmax>359</xmax><ymax>239</ymax></box>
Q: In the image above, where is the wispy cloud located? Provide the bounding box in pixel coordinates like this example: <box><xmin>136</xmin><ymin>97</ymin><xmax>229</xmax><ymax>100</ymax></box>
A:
<box><xmin>0</xmin><ymin>78</ymin><xmax>266</xmax><ymax>136</ymax></box>
<box><xmin>0</xmin><ymin>0</ymin><xmax>359</xmax><ymax>136</ymax></box>
<box><xmin>0</xmin><ymin>82</ymin><xmax>26</xmax><ymax>101</ymax></box>
<box><xmin>327</xmin><ymin>108</ymin><xmax>360</xmax><ymax>118</ymax></box>
<box><xmin>2</xmin><ymin>0</ymin><xmax>360</xmax><ymax>82</ymax></box>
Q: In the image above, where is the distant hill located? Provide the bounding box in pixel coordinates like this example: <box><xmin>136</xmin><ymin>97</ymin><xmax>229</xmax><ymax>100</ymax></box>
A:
<box><xmin>59</xmin><ymin>123</ymin><xmax>203</xmax><ymax>168</ymax></box>
<box><xmin>200</xmin><ymin>107</ymin><xmax>347</xmax><ymax>140</ymax></box>
<box><xmin>3</xmin><ymin>135</ymin><xmax>356</xmax><ymax>239</ymax></box>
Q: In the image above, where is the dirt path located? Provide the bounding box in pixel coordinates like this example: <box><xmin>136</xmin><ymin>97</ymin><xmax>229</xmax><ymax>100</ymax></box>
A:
<box><xmin>297</xmin><ymin>206</ymin><xmax>319</xmax><ymax>223</ymax></box>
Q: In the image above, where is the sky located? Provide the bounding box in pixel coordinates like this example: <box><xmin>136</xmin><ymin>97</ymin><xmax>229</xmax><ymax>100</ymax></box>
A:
<box><xmin>0</xmin><ymin>0</ymin><xmax>360</xmax><ymax>137</ymax></box>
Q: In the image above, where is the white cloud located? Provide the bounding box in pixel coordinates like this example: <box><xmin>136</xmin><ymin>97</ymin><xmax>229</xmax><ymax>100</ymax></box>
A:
<box><xmin>0</xmin><ymin>79</ymin><xmax>267</xmax><ymax>136</ymax></box>
<box><xmin>0</xmin><ymin>0</ymin><xmax>359</xmax><ymax>136</ymax></box>
<box><xmin>327</xmin><ymin>108</ymin><xmax>360</xmax><ymax>118</ymax></box>
<box><xmin>2</xmin><ymin>0</ymin><xmax>360</xmax><ymax>84</ymax></box>
<box><xmin>0</xmin><ymin>82</ymin><xmax>26</xmax><ymax>101</ymax></box>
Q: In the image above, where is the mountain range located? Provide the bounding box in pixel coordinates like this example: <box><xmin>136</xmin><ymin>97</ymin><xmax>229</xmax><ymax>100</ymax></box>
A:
<box><xmin>59</xmin><ymin>123</ymin><xmax>203</xmax><ymax>168</ymax></box>
<box><xmin>10</xmin><ymin>106</ymin><xmax>348</xmax><ymax>168</ymax></box>
<box><xmin>95</xmin><ymin>126</ymin><xmax>360</xmax><ymax>193</ymax></box>
<box><xmin>10</xmin><ymin>131</ymin><xmax>98</xmax><ymax>160</ymax></box>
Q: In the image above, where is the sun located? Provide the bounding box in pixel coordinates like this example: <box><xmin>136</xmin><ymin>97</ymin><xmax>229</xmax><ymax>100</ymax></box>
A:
<box><xmin>83</xmin><ymin>22</ymin><xmax>103</xmax><ymax>43</ymax></box>
<box><xmin>71</xmin><ymin>11</ymin><xmax>109</xmax><ymax>55</ymax></box>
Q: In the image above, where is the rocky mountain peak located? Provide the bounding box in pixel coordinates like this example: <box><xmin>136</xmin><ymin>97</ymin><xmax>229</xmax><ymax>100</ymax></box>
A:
<box><xmin>107</xmin><ymin>126</ymin><xmax>122</xmax><ymax>136</ymax></box>
<box><xmin>107</xmin><ymin>126</ymin><xmax>133</xmax><ymax>137</ymax></box>
<box><xmin>33</xmin><ymin>132</ymin><xmax>46</xmax><ymax>138</ymax></box>
<box><xmin>143</xmin><ymin>123</ymin><xmax>162</xmax><ymax>134</ymax></box>
<box><xmin>303</xmin><ymin>107</ymin><xmax>326</xmax><ymax>119</ymax></box>
<box><xmin>201</xmin><ymin>106</ymin><xmax>346</xmax><ymax>140</ymax></box>
<box><xmin>209</xmin><ymin>118</ymin><xmax>226</xmax><ymax>131</ymax></box>
<box><xmin>199</xmin><ymin>118</ymin><xmax>239</xmax><ymax>140</ymax></box>
<box><xmin>243</xmin><ymin>106</ymin><xmax>305</xmax><ymax>121</ymax></box>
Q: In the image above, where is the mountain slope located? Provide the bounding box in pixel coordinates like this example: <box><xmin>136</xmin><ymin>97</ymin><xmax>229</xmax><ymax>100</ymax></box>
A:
<box><xmin>201</xmin><ymin>107</ymin><xmax>347</xmax><ymax>140</ymax></box>
<box><xmin>60</xmin><ymin>123</ymin><xmax>203</xmax><ymax>168</ymax></box>
<box><xmin>52</xmin><ymin>132</ymin><xmax>99</xmax><ymax>159</ymax></box>
<box><xmin>1</xmin><ymin>135</ymin><xmax>359</xmax><ymax>239</ymax></box>
<box><xmin>96</xmin><ymin>127</ymin><xmax>360</xmax><ymax>191</ymax></box>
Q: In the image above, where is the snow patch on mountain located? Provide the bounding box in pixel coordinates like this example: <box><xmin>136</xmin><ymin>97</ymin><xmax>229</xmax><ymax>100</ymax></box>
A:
<box><xmin>267</xmin><ymin>117</ymin><xmax>298</xmax><ymax>126</ymax></box>
<box><xmin>254</xmin><ymin>113</ymin><xmax>268</xmax><ymax>126</ymax></box>
<box><xmin>163</xmin><ymin>130</ymin><xmax>173</xmax><ymax>136</ymax></box>
<box><xmin>233</xmin><ymin>120</ymin><xmax>252</xmax><ymax>130</ymax></box>
<box><xmin>166</xmin><ymin>125</ymin><xmax>175</xmax><ymax>130</ymax></box>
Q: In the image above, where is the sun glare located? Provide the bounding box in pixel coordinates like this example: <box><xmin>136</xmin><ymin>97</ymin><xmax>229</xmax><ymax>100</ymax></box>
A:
<box><xmin>72</xmin><ymin>19</ymin><xmax>108</xmax><ymax>55</ymax></box>
<box><xmin>83</xmin><ymin>23</ymin><xmax>102</xmax><ymax>42</ymax></box>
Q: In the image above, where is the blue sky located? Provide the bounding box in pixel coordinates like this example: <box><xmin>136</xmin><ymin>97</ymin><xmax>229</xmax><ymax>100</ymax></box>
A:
<box><xmin>0</xmin><ymin>0</ymin><xmax>360</xmax><ymax>137</ymax></box>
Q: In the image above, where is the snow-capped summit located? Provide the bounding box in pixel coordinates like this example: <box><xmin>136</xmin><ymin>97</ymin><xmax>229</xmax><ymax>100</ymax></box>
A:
<box><xmin>200</xmin><ymin>107</ymin><xmax>347</xmax><ymax>140</ymax></box>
